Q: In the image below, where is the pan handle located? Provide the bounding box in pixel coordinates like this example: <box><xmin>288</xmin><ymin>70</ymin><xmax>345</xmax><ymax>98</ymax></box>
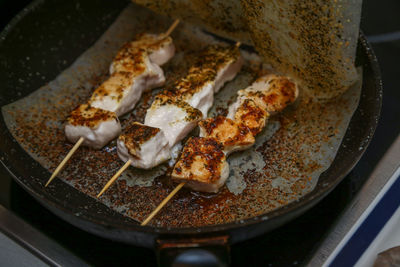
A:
<box><xmin>156</xmin><ymin>235</ymin><xmax>230</xmax><ymax>267</ymax></box>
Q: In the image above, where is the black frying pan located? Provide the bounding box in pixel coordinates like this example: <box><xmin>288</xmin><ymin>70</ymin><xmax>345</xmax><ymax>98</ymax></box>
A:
<box><xmin>0</xmin><ymin>0</ymin><xmax>382</xmax><ymax>264</ymax></box>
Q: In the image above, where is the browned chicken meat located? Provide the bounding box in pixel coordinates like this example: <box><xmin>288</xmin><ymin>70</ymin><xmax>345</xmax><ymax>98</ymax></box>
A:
<box><xmin>65</xmin><ymin>33</ymin><xmax>175</xmax><ymax>149</ymax></box>
<box><xmin>228</xmin><ymin>74</ymin><xmax>298</xmax><ymax>116</ymax></box>
<box><xmin>65</xmin><ymin>104</ymin><xmax>121</xmax><ymax>149</ymax></box>
<box><xmin>90</xmin><ymin>35</ymin><xmax>175</xmax><ymax>117</ymax></box>
<box><xmin>171</xmin><ymin>137</ymin><xmax>229</xmax><ymax>193</ymax></box>
<box><xmin>145</xmin><ymin>95</ymin><xmax>203</xmax><ymax>146</ymax></box>
<box><xmin>198</xmin><ymin>116</ymin><xmax>255</xmax><ymax>155</ymax></box>
<box><xmin>172</xmin><ymin>74</ymin><xmax>299</xmax><ymax>193</ymax></box>
<box><xmin>119</xmin><ymin>44</ymin><xmax>243</xmax><ymax>169</ymax></box>
<box><xmin>163</xmin><ymin>44</ymin><xmax>243</xmax><ymax>115</ymax></box>
<box><xmin>230</xmin><ymin>98</ymin><xmax>269</xmax><ymax>136</ymax></box>
<box><xmin>117</xmin><ymin>122</ymin><xmax>170</xmax><ymax>169</ymax></box>
<box><xmin>228</xmin><ymin>74</ymin><xmax>298</xmax><ymax>135</ymax></box>
<box><xmin>110</xmin><ymin>33</ymin><xmax>174</xmax><ymax>72</ymax></box>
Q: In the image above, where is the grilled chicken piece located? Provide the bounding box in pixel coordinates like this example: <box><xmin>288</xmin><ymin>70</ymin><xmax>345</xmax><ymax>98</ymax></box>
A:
<box><xmin>66</xmin><ymin>34</ymin><xmax>175</xmax><ymax>149</ymax></box>
<box><xmin>144</xmin><ymin>96</ymin><xmax>203</xmax><ymax>146</ymax></box>
<box><xmin>199</xmin><ymin>116</ymin><xmax>255</xmax><ymax>155</ymax></box>
<box><xmin>212</xmin><ymin>48</ymin><xmax>244</xmax><ymax>93</ymax></box>
<box><xmin>227</xmin><ymin>74</ymin><xmax>298</xmax><ymax>135</ymax></box>
<box><xmin>173</xmin><ymin>74</ymin><xmax>299</xmax><ymax>193</ymax></box>
<box><xmin>159</xmin><ymin>45</ymin><xmax>243</xmax><ymax>116</ymax></box>
<box><xmin>182</xmin><ymin>45</ymin><xmax>243</xmax><ymax>115</ymax></box>
<box><xmin>90</xmin><ymin>34</ymin><xmax>175</xmax><ymax>117</ymax></box>
<box><xmin>110</xmin><ymin>34</ymin><xmax>174</xmax><ymax>72</ymax></box>
<box><xmin>230</xmin><ymin>99</ymin><xmax>269</xmax><ymax>136</ymax></box>
<box><xmin>90</xmin><ymin>50</ymin><xmax>167</xmax><ymax>117</ymax></box>
<box><xmin>228</xmin><ymin>74</ymin><xmax>298</xmax><ymax>117</ymax></box>
<box><xmin>65</xmin><ymin>104</ymin><xmax>121</xmax><ymax>149</ymax></box>
<box><xmin>119</xmin><ymin>44</ymin><xmax>242</xmax><ymax>169</ymax></box>
<box><xmin>171</xmin><ymin>137</ymin><xmax>229</xmax><ymax>193</ymax></box>
<box><xmin>117</xmin><ymin>122</ymin><xmax>170</xmax><ymax>169</ymax></box>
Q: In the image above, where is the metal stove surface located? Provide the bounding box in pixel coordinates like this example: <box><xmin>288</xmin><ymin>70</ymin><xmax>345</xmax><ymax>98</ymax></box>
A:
<box><xmin>0</xmin><ymin>0</ymin><xmax>399</xmax><ymax>266</ymax></box>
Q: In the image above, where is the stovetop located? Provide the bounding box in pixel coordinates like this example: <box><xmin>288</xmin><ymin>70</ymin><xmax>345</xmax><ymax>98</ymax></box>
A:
<box><xmin>0</xmin><ymin>0</ymin><xmax>399</xmax><ymax>266</ymax></box>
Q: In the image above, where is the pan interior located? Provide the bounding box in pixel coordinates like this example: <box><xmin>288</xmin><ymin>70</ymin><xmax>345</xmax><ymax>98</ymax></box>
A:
<box><xmin>1</xmin><ymin>3</ymin><xmax>362</xmax><ymax>228</ymax></box>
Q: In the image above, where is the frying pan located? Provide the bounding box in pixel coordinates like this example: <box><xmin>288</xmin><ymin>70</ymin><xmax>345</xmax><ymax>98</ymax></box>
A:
<box><xmin>0</xmin><ymin>0</ymin><xmax>382</xmax><ymax>264</ymax></box>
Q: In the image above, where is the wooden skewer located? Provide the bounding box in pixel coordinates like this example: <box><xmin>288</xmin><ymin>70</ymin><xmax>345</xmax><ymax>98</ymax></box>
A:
<box><xmin>141</xmin><ymin>182</ymin><xmax>186</xmax><ymax>226</ymax></box>
<box><xmin>45</xmin><ymin>137</ymin><xmax>84</xmax><ymax>187</ymax></box>
<box><xmin>96</xmin><ymin>21</ymin><xmax>181</xmax><ymax>197</ymax></box>
<box><xmin>97</xmin><ymin>160</ymin><xmax>131</xmax><ymax>198</ymax></box>
<box><xmin>100</xmin><ymin>41</ymin><xmax>241</xmax><ymax>213</ymax></box>
<box><xmin>162</xmin><ymin>19</ymin><xmax>180</xmax><ymax>38</ymax></box>
<box><xmin>139</xmin><ymin>41</ymin><xmax>242</xmax><ymax>225</ymax></box>
<box><xmin>45</xmin><ymin>20</ymin><xmax>180</xmax><ymax>188</ymax></box>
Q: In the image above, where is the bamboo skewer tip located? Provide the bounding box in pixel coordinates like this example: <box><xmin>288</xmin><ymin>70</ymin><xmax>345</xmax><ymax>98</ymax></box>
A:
<box><xmin>163</xmin><ymin>19</ymin><xmax>180</xmax><ymax>38</ymax></box>
<box><xmin>97</xmin><ymin>159</ymin><xmax>132</xmax><ymax>198</ymax></box>
<box><xmin>140</xmin><ymin>182</ymin><xmax>186</xmax><ymax>226</ymax></box>
<box><xmin>45</xmin><ymin>137</ymin><xmax>84</xmax><ymax>187</ymax></box>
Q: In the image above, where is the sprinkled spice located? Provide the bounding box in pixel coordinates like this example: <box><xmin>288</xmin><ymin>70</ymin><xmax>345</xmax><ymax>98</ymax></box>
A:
<box><xmin>119</xmin><ymin>122</ymin><xmax>160</xmax><ymax>155</ymax></box>
<box><xmin>157</xmin><ymin>44</ymin><xmax>240</xmax><ymax>103</ymax></box>
<box><xmin>199</xmin><ymin>116</ymin><xmax>254</xmax><ymax>148</ymax></box>
<box><xmin>151</xmin><ymin>96</ymin><xmax>203</xmax><ymax>122</ymax></box>
<box><xmin>136</xmin><ymin>0</ymin><xmax>360</xmax><ymax>100</ymax></box>
<box><xmin>90</xmin><ymin>35</ymin><xmax>173</xmax><ymax>106</ymax></box>
<box><xmin>172</xmin><ymin>137</ymin><xmax>226</xmax><ymax>184</ymax></box>
<box><xmin>67</xmin><ymin>104</ymin><xmax>117</xmax><ymax>128</ymax></box>
<box><xmin>235</xmin><ymin>99</ymin><xmax>269</xmax><ymax>135</ymax></box>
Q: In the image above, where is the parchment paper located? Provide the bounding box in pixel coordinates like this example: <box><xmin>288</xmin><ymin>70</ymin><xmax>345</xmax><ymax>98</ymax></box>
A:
<box><xmin>133</xmin><ymin>0</ymin><xmax>362</xmax><ymax>100</ymax></box>
<box><xmin>2</xmin><ymin>4</ymin><xmax>362</xmax><ymax>227</ymax></box>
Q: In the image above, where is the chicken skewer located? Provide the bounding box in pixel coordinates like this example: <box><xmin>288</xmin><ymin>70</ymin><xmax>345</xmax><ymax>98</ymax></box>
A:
<box><xmin>45</xmin><ymin>20</ymin><xmax>179</xmax><ymax>187</ymax></box>
<box><xmin>141</xmin><ymin>74</ymin><xmax>299</xmax><ymax>225</ymax></box>
<box><xmin>97</xmin><ymin>43</ymin><xmax>243</xmax><ymax>197</ymax></box>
